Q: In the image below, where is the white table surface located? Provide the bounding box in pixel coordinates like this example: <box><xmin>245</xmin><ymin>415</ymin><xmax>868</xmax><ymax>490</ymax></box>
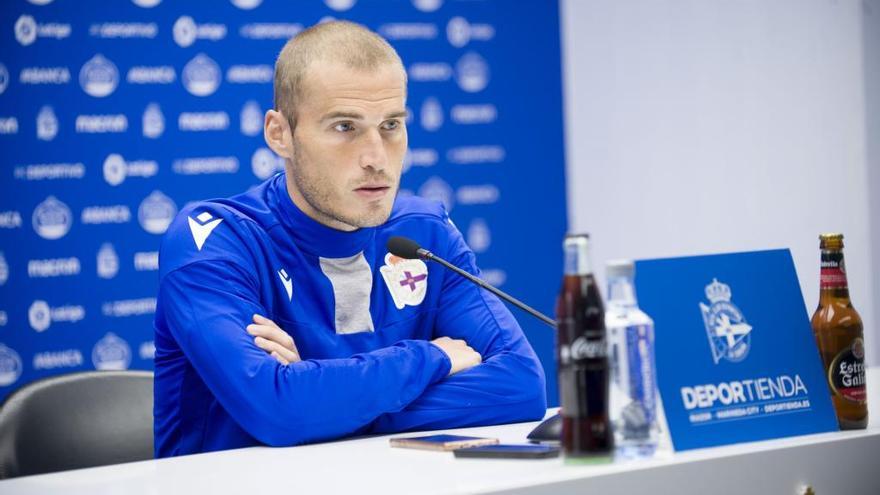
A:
<box><xmin>2</xmin><ymin>369</ymin><xmax>879</xmax><ymax>495</ymax></box>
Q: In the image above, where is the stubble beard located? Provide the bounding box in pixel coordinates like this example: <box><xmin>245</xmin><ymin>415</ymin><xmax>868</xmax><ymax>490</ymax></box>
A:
<box><xmin>289</xmin><ymin>138</ymin><xmax>398</xmax><ymax>230</ymax></box>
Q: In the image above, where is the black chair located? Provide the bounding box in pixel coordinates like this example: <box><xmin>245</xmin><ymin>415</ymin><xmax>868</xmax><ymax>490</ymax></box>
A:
<box><xmin>0</xmin><ymin>370</ymin><xmax>154</xmax><ymax>479</ymax></box>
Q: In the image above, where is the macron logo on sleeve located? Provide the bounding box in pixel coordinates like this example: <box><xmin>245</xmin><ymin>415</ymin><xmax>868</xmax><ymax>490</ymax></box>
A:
<box><xmin>278</xmin><ymin>268</ymin><xmax>293</xmax><ymax>301</ymax></box>
<box><xmin>187</xmin><ymin>212</ymin><xmax>223</xmax><ymax>251</ymax></box>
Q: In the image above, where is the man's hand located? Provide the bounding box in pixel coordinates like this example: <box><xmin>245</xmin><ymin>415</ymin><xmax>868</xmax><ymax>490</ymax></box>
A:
<box><xmin>246</xmin><ymin>315</ymin><xmax>480</xmax><ymax>374</ymax></box>
<box><xmin>247</xmin><ymin>314</ymin><xmax>301</xmax><ymax>365</ymax></box>
<box><xmin>430</xmin><ymin>337</ymin><xmax>482</xmax><ymax>376</ymax></box>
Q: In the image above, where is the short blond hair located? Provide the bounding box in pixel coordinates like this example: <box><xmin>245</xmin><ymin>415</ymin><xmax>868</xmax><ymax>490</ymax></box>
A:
<box><xmin>273</xmin><ymin>21</ymin><xmax>406</xmax><ymax>128</ymax></box>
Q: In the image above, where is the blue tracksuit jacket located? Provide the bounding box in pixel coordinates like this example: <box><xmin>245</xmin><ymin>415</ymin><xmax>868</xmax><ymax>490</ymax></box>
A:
<box><xmin>153</xmin><ymin>172</ymin><xmax>546</xmax><ymax>457</ymax></box>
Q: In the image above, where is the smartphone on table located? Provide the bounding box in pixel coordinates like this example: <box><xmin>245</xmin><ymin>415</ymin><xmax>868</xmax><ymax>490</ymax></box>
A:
<box><xmin>389</xmin><ymin>434</ymin><xmax>499</xmax><ymax>451</ymax></box>
<box><xmin>453</xmin><ymin>444</ymin><xmax>561</xmax><ymax>459</ymax></box>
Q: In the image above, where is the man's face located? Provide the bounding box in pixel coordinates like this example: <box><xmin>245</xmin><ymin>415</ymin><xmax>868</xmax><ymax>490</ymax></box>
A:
<box><xmin>286</xmin><ymin>61</ymin><xmax>408</xmax><ymax>231</ymax></box>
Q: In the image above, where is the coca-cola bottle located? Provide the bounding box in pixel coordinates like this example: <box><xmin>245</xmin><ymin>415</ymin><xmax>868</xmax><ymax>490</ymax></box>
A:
<box><xmin>556</xmin><ymin>234</ymin><xmax>613</xmax><ymax>461</ymax></box>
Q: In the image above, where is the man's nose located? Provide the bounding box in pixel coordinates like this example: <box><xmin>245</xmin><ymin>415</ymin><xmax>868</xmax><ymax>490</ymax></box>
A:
<box><xmin>359</xmin><ymin>128</ymin><xmax>388</xmax><ymax>171</ymax></box>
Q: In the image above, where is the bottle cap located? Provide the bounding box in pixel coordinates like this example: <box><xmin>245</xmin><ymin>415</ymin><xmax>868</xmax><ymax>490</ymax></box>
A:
<box><xmin>563</xmin><ymin>233</ymin><xmax>590</xmax><ymax>248</ymax></box>
<box><xmin>564</xmin><ymin>232</ymin><xmax>590</xmax><ymax>240</ymax></box>
<box><xmin>606</xmin><ymin>259</ymin><xmax>634</xmax><ymax>278</ymax></box>
<box><xmin>819</xmin><ymin>233</ymin><xmax>844</xmax><ymax>249</ymax></box>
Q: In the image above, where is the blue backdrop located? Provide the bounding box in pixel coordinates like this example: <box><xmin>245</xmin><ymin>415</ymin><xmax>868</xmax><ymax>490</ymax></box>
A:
<box><xmin>0</xmin><ymin>0</ymin><xmax>567</xmax><ymax>405</ymax></box>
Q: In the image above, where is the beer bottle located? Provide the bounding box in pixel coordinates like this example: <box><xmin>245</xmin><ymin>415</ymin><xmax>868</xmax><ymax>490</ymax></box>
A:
<box><xmin>811</xmin><ymin>233</ymin><xmax>867</xmax><ymax>429</ymax></box>
<box><xmin>556</xmin><ymin>234</ymin><xmax>613</xmax><ymax>461</ymax></box>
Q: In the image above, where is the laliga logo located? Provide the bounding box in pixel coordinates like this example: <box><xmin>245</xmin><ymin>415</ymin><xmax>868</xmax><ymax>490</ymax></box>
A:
<box><xmin>32</xmin><ymin>196</ymin><xmax>72</xmax><ymax>240</ymax></box>
<box><xmin>240</xmin><ymin>100</ymin><xmax>262</xmax><ymax>136</ymax></box>
<box><xmin>36</xmin><ymin>105</ymin><xmax>58</xmax><ymax>141</ymax></box>
<box><xmin>466</xmin><ymin>218</ymin><xmax>491</xmax><ymax>253</ymax></box>
<box><xmin>138</xmin><ymin>190</ymin><xmax>177</xmax><ymax>235</ymax></box>
<box><xmin>97</xmin><ymin>243</ymin><xmax>119</xmax><ymax>279</ymax></box>
<box><xmin>418</xmin><ymin>176</ymin><xmax>454</xmax><ymax>213</ymax></box>
<box><xmin>0</xmin><ymin>251</ymin><xmax>9</xmax><ymax>286</ymax></box>
<box><xmin>0</xmin><ymin>344</ymin><xmax>23</xmax><ymax>387</ymax></box>
<box><xmin>446</xmin><ymin>17</ymin><xmax>470</xmax><ymax>48</ymax></box>
<box><xmin>103</xmin><ymin>153</ymin><xmax>127</xmax><ymax>186</ymax></box>
<box><xmin>699</xmin><ymin>278</ymin><xmax>753</xmax><ymax>364</ymax></box>
<box><xmin>0</xmin><ymin>63</ymin><xmax>9</xmax><ymax>95</ymax></box>
<box><xmin>455</xmin><ymin>52</ymin><xmax>489</xmax><ymax>93</ymax></box>
<box><xmin>143</xmin><ymin>103</ymin><xmax>165</xmax><ymax>138</ymax></box>
<box><xmin>182</xmin><ymin>53</ymin><xmax>221</xmax><ymax>97</ymax></box>
<box><xmin>15</xmin><ymin>15</ymin><xmax>37</xmax><ymax>46</ymax></box>
<box><xmin>251</xmin><ymin>147</ymin><xmax>283</xmax><ymax>180</ymax></box>
<box><xmin>92</xmin><ymin>332</ymin><xmax>131</xmax><ymax>371</ymax></box>
<box><xmin>420</xmin><ymin>97</ymin><xmax>443</xmax><ymax>132</ymax></box>
<box><xmin>80</xmin><ymin>54</ymin><xmax>119</xmax><ymax>98</ymax></box>
<box><xmin>173</xmin><ymin>16</ymin><xmax>197</xmax><ymax>47</ymax></box>
<box><xmin>28</xmin><ymin>300</ymin><xmax>51</xmax><ymax>332</ymax></box>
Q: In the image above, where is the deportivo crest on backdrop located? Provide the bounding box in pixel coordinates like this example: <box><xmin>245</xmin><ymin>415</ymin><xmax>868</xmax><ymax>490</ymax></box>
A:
<box><xmin>0</xmin><ymin>0</ymin><xmax>568</xmax><ymax>405</ymax></box>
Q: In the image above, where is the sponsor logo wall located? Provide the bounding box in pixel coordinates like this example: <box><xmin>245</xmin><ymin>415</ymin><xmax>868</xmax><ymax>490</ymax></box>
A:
<box><xmin>0</xmin><ymin>0</ymin><xmax>567</xmax><ymax>403</ymax></box>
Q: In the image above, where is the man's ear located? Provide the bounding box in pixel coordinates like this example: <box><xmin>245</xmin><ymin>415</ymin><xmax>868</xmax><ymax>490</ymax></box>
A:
<box><xmin>264</xmin><ymin>109</ymin><xmax>294</xmax><ymax>159</ymax></box>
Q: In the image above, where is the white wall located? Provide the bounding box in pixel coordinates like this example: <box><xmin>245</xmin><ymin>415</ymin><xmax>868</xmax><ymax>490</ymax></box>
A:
<box><xmin>865</xmin><ymin>1</ymin><xmax>880</xmax><ymax>368</ymax></box>
<box><xmin>561</xmin><ymin>0</ymin><xmax>876</xmax><ymax>364</ymax></box>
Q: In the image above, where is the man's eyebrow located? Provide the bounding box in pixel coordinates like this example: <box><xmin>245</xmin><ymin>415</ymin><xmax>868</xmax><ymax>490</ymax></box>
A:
<box><xmin>321</xmin><ymin>110</ymin><xmax>408</xmax><ymax>122</ymax></box>
<box><xmin>384</xmin><ymin>110</ymin><xmax>408</xmax><ymax>120</ymax></box>
<box><xmin>321</xmin><ymin>111</ymin><xmax>364</xmax><ymax>122</ymax></box>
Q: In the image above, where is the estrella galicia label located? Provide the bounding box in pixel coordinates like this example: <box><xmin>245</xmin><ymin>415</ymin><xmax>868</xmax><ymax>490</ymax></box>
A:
<box><xmin>828</xmin><ymin>338</ymin><xmax>867</xmax><ymax>403</ymax></box>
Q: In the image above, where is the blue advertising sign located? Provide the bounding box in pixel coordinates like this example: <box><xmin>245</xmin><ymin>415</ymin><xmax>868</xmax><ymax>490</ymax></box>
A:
<box><xmin>635</xmin><ymin>249</ymin><xmax>838</xmax><ymax>451</ymax></box>
<box><xmin>0</xmin><ymin>0</ymin><xmax>566</xmax><ymax>403</ymax></box>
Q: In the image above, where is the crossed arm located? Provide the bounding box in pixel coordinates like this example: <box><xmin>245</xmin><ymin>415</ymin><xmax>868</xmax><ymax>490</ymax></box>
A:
<box><xmin>247</xmin><ymin>313</ymin><xmax>483</xmax><ymax>376</ymax></box>
<box><xmin>245</xmin><ymin>273</ymin><xmax>547</xmax><ymax>436</ymax></box>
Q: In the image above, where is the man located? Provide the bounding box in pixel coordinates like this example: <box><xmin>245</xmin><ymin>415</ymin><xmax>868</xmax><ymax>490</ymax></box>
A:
<box><xmin>153</xmin><ymin>21</ymin><xmax>546</xmax><ymax>457</ymax></box>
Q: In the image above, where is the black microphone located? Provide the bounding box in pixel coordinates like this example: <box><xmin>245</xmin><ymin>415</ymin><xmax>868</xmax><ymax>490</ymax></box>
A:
<box><xmin>387</xmin><ymin>236</ymin><xmax>557</xmax><ymax>329</ymax></box>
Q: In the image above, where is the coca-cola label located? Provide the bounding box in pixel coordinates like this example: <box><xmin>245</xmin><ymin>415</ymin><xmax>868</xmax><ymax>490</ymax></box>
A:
<box><xmin>559</xmin><ymin>334</ymin><xmax>606</xmax><ymax>365</ymax></box>
<box><xmin>820</xmin><ymin>252</ymin><xmax>848</xmax><ymax>290</ymax></box>
<box><xmin>828</xmin><ymin>338</ymin><xmax>866</xmax><ymax>403</ymax></box>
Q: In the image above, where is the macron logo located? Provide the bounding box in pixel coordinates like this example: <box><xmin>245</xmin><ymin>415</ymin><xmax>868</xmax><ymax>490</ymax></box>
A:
<box><xmin>187</xmin><ymin>211</ymin><xmax>223</xmax><ymax>251</ymax></box>
<box><xmin>278</xmin><ymin>268</ymin><xmax>293</xmax><ymax>301</ymax></box>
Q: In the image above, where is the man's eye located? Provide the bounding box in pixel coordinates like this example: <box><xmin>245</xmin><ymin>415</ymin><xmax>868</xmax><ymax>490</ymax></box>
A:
<box><xmin>382</xmin><ymin>120</ymin><xmax>401</xmax><ymax>131</ymax></box>
<box><xmin>333</xmin><ymin>122</ymin><xmax>354</xmax><ymax>132</ymax></box>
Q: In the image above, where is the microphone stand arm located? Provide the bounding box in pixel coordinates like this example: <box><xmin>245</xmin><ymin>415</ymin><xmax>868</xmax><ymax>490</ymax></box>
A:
<box><xmin>419</xmin><ymin>249</ymin><xmax>557</xmax><ymax>329</ymax></box>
